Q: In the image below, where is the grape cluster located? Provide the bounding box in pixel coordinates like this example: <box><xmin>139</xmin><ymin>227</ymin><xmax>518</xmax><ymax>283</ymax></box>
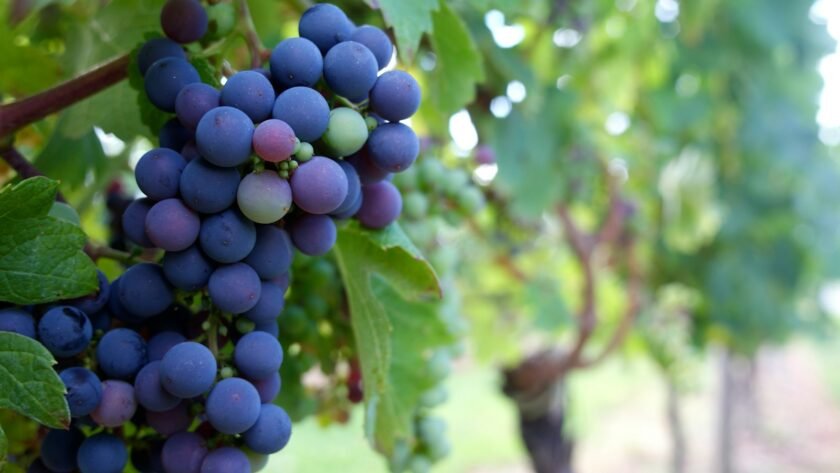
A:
<box><xmin>2</xmin><ymin>1</ymin><xmax>424</xmax><ymax>472</ymax></box>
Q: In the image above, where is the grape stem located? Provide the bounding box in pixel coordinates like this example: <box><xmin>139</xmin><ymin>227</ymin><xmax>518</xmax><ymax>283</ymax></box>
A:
<box><xmin>0</xmin><ymin>147</ymin><xmax>67</xmax><ymax>203</ymax></box>
<box><xmin>207</xmin><ymin>315</ymin><xmax>220</xmax><ymax>358</ymax></box>
<box><xmin>237</xmin><ymin>0</ymin><xmax>269</xmax><ymax>69</ymax></box>
<box><xmin>0</xmin><ymin>54</ymin><xmax>130</xmax><ymax>139</ymax></box>
<box><xmin>84</xmin><ymin>243</ymin><xmax>143</xmax><ymax>264</ymax></box>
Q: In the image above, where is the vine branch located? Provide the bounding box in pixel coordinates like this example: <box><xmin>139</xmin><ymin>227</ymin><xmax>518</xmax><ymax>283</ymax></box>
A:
<box><xmin>0</xmin><ymin>147</ymin><xmax>67</xmax><ymax>203</ymax></box>
<box><xmin>237</xmin><ymin>0</ymin><xmax>269</xmax><ymax>68</ymax></box>
<box><xmin>0</xmin><ymin>54</ymin><xmax>130</xmax><ymax>138</ymax></box>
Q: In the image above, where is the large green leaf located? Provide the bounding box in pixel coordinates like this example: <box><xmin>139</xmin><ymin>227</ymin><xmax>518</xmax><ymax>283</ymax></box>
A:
<box><xmin>0</xmin><ymin>332</ymin><xmax>69</xmax><ymax>429</ymax></box>
<box><xmin>368</xmin><ymin>0</ymin><xmax>438</xmax><ymax>63</ymax></box>
<box><xmin>333</xmin><ymin>222</ymin><xmax>451</xmax><ymax>456</ymax></box>
<box><xmin>428</xmin><ymin>2</ymin><xmax>484</xmax><ymax>116</ymax></box>
<box><xmin>0</xmin><ymin>178</ymin><xmax>97</xmax><ymax>304</ymax></box>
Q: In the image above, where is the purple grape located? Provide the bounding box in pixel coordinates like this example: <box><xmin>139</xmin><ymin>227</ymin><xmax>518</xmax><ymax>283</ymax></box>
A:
<box><xmin>135</xmin><ymin>147</ymin><xmax>187</xmax><ymax>201</ymax></box>
<box><xmin>162</xmin><ymin>245</ymin><xmax>214</xmax><ymax>290</ymax></box>
<box><xmin>243</xmin><ymin>404</ymin><xmax>292</xmax><ymax>454</ymax></box>
<box><xmin>269</xmin><ymin>37</ymin><xmax>323</xmax><ymax>88</ymax></box>
<box><xmin>331</xmin><ymin>191</ymin><xmax>362</xmax><ymax>220</ymax></box>
<box><xmin>369</xmin><ymin>70</ymin><xmax>421</xmax><ymax>122</ymax></box>
<box><xmin>162</xmin><ymin>432</ymin><xmax>208</xmax><ymax>473</ymax></box>
<box><xmin>159</xmin><ymin>118</ymin><xmax>194</xmax><ymax>151</ymax></box>
<box><xmin>181</xmin><ymin>140</ymin><xmax>201</xmax><ymax>161</ymax></box>
<box><xmin>331</xmin><ymin>160</ymin><xmax>361</xmax><ymax>217</ymax></box>
<box><xmin>367</xmin><ymin>123</ymin><xmax>419</xmax><ymax>172</ymax></box>
<box><xmin>147</xmin><ymin>331</ymin><xmax>187</xmax><ymax>361</ymax></box>
<box><xmin>298</xmin><ymin>3</ymin><xmax>353</xmax><ymax>54</ymax></box>
<box><xmin>137</xmin><ymin>38</ymin><xmax>186</xmax><ymax>76</ymax></box>
<box><xmin>253</xmin><ymin>119</ymin><xmax>296</xmax><ymax>163</ymax></box>
<box><xmin>346</xmin><ymin>148</ymin><xmax>390</xmax><ymax>184</ymax></box>
<box><xmin>118</xmin><ymin>263</ymin><xmax>174</xmax><ymax>319</ymax></box>
<box><xmin>234</xmin><ymin>331</ymin><xmax>283</xmax><ymax>380</ymax></box>
<box><xmin>323</xmin><ymin>41</ymin><xmax>378</xmax><ymax>102</ymax></box>
<box><xmin>205</xmin><ymin>377</ymin><xmax>261</xmax><ymax>434</ymax></box>
<box><xmin>220</xmin><ymin>70</ymin><xmax>275</xmax><ymax>122</ymax></box>
<box><xmin>272</xmin><ymin>87</ymin><xmax>329</xmax><ymax>142</ymax></box>
<box><xmin>254</xmin><ymin>319</ymin><xmax>279</xmax><ymax>337</ymax></box>
<box><xmin>135</xmin><ymin>360</ymin><xmax>181</xmax><ymax>412</ymax></box>
<box><xmin>350</xmin><ymin>25</ymin><xmax>393</xmax><ymax>69</ymax></box>
<box><xmin>290</xmin><ymin>156</ymin><xmax>348</xmax><ymax>214</ymax></box>
<box><xmin>195</xmin><ymin>106</ymin><xmax>255</xmax><ymax>168</ymax></box>
<box><xmin>176</xmin><ymin>83</ymin><xmax>220</xmax><ymax>130</ymax></box>
<box><xmin>243</xmin><ymin>281</ymin><xmax>286</xmax><ymax>324</ymax></box>
<box><xmin>144</xmin><ymin>58</ymin><xmax>200</xmax><ymax>112</ymax></box>
<box><xmin>180</xmin><ymin>158</ymin><xmax>241</xmax><ymax>214</ymax></box>
<box><xmin>288</xmin><ymin>214</ymin><xmax>336</xmax><ymax>256</ymax></box>
<box><xmin>243</xmin><ymin>225</ymin><xmax>293</xmax><ymax>279</ymax></box>
<box><xmin>146</xmin><ymin>402</ymin><xmax>192</xmax><ymax>436</ymax></box>
<box><xmin>356</xmin><ymin>181</ymin><xmax>402</xmax><ymax>229</ymax></box>
<box><xmin>208</xmin><ymin>263</ymin><xmax>262</xmax><ymax>314</ymax></box>
<box><xmin>91</xmin><ymin>380</ymin><xmax>137</xmax><ymax>427</ymax></box>
<box><xmin>199</xmin><ymin>209</ymin><xmax>257</xmax><ymax>263</ymax></box>
<box><xmin>96</xmin><ymin>328</ymin><xmax>148</xmax><ymax>380</ymax></box>
<box><xmin>122</xmin><ymin>198</ymin><xmax>154</xmax><ymax>248</ymax></box>
<box><xmin>200</xmin><ymin>447</ymin><xmax>251</xmax><ymax>473</ymax></box>
<box><xmin>251</xmin><ymin>371</ymin><xmax>281</xmax><ymax>403</ymax></box>
<box><xmin>161</xmin><ymin>0</ymin><xmax>208</xmax><ymax>44</ymax></box>
<box><xmin>160</xmin><ymin>341</ymin><xmax>217</xmax><ymax>398</ymax></box>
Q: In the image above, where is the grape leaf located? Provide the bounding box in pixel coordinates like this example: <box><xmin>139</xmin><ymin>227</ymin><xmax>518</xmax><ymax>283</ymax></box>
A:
<box><xmin>0</xmin><ymin>332</ymin><xmax>69</xmax><ymax>429</ymax></box>
<box><xmin>0</xmin><ymin>178</ymin><xmax>97</xmax><ymax>304</ymax></box>
<box><xmin>34</xmin><ymin>125</ymin><xmax>108</xmax><ymax>192</ymax></box>
<box><xmin>333</xmin><ymin>222</ymin><xmax>451</xmax><ymax>456</ymax></box>
<box><xmin>367</xmin><ymin>0</ymin><xmax>439</xmax><ymax>63</ymax></box>
<box><xmin>0</xmin><ymin>424</ymin><xmax>6</xmax><ymax>471</ymax></box>
<box><xmin>427</xmin><ymin>2</ymin><xmax>485</xmax><ymax>116</ymax></box>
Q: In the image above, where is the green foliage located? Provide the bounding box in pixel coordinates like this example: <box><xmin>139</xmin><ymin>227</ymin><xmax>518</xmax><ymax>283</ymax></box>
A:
<box><xmin>34</xmin><ymin>125</ymin><xmax>107</xmax><ymax>192</ymax></box>
<box><xmin>368</xmin><ymin>0</ymin><xmax>438</xmax><ymax>62</ymax></box>
<box><xmin>0</xmin><ymin>422</ymin><xmax>5</xmax><ymax>471</ymax></box>
<box><xmin>333</xmin><ymin>222</ymin><xmax>452</xmax><ymax>456</ymax></box>
<box><xmin>0</xmin><ymin>178</ymin><xmax>97</xmax><ymax>304</ymax></box>
<box><xmin>0</xmin><ymin>332</ymin><xmax>70</xmax><ymax>429</ymax></box>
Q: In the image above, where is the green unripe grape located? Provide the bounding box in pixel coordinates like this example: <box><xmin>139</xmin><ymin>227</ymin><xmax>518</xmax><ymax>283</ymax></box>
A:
<box><xmin>237</xmin><ymin>171</ymin><xmax>293</xmax><ymax>224</ymax></box>
<box><xmin>409</xmin><ymin>455</ymin><xmax>432</xmax><ymax>473</ymax></box>
<box><xmin>417</xmin><ymin>158</ymin><xmax>446</xmax><ymax>190</ymax></box>
<box><xmin>365</xmin><ymin>115</ymin><xmax>379</xmax><ymax>132</ymax></box>
<box><xmin>220</xmin><ymin>366</ymin><xmax>234</xmax><ymax>379</ymax></box>
<box><xmin>236</xmin><ymin>318</ymin><xmax>256</xmax><ymax>333</ymax></box>
<box><xmin>402</xmin><ymin>192</ymin><xmax>428</xmax><ymax>220</ymax></box>
<box><xmin>204</xmin><ymin>2</ymin><xmax>236</xmax><ymax>42</ymax></box>
<box><xmin>403</xmin><ymin>220</ymin><xmax>436</xmax><ymax>248</ymax></box>
<box><xmin>418</xmin><ymin>385</ymin><xmax>448</xmax><ymax>408</ymax></box>
<box><xmin>417</xmin><ymin>416</ymin><xmax>447</xmax><ymax>443</ymax></box>
<box><xmin>456</xmin><ymin>186</ymin><xmax>485</xmax><ymax>214</ymax></box>
<box><xmin>427</xmin><ymin>437</ymin><xmax>452</xmax><ymax>461</ymax></box>
<box><xmin>289</xmin><ymin>159</ymin><xmax>300</xmax><ymax>169</ymax></box>
<box><xmin>322</xmin><ymin>107</ymin><xmax>368</xmax><ymax>157</ymax></box>
<box><xmin>293</xmin><ymin>137</ymin><xmax>302</xmax><ymax>154</ymax></box>
<box><xmin>441</xmin><ymin>169</ymin><xmax>469</xmax><ymax>197</ymax></box>
<box><xmin>296</xmin><ymin>143</ymin><xmax>314</xmax><ymax>162</ymax></box>
<box><xmin>430</xmin><ymin>245</ymin><xmax>458</xmax><ymax>275</ymax></box>
<box><xmin>48</xmin><ymin>201</ymin><xmax>81</xmax><ymax>226</ymax></box>
<box><xmin>427</xmin><ymin>350</ymin><xmax>451</xmax><ymax>380</ymax></box>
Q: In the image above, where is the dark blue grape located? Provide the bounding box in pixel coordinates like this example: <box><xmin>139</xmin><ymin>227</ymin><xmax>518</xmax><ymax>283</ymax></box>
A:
<box><xmin>323</xmin><ymin>41</ymin><xmax>378</xmax><ymax>102</ymax></box>
<box><xmin>159</xmin><ymin>118</ymin><xmax>194</xmax><ymax>151</ymax></box>
<box><xmin>288</xmin><ymin>214</ymin><xmax>336</xmax><ymax>256</ymax></box>
<box><xmin>60</xmin><ymin>367</ymin><xmax>102</xmax><ymax>417</ymax></box>
<box><xmin>234</xmin><ymin>331</ymin><xmax>283</xmax><ymax>380</ymax></box>
<box><xmin>331</xmin><ymin>190</ymin><xmax>362</xmax><ymax>220</ymax></box>
<box><xmin>144</xmin><ymin>57</ymin><xmax>201</xmax><ymax>112</ymax></box>
<box><xmin>195</xmin><ymin>106</ymin><xmax>255</xmax><ymax>168</ymax></box>
<box><xmin>66</xmin><ymin>270</ymin><xmax>110</xmax><ymax>316</ymax></box>
<box><xmin>118</xmin><ymin>263</ymin><xmax>174</xmax><ymax>319</ymax></box>
<box><xmin>244</xmin><ymin>225</ymin><xmax>293</xmax><ymax>280</ymax></box>
<box><xmin>162</xmin><ymin>432</ymin><xmax>208</xmax><ymax>473</ymax></box>
<box><xmin>96</xmin><ymin>328</ymin><xmax>147</xmax><ymax>380</ymax></box>
<box><xmin>200</xmin><ymin>447</ymin><xmax>251</xmax><ymax>473</ymax></box>
<box><xmin>346</xmin><ymin>148</ymin><xmax>390</xmax><ymax>184</ymax></box>
<box><xmin>243</xmin><ymin>404</ymin><xmax>292</xmax><ymax>454</ymax></box>
<box><xmin>356</xmin><ymin>180</ymin><xmax>402</xmax><ymax>229</ymax></box>
<box><xmin>161</xmin><ymin>0</ymin><xmax>208</xmax><ymax>44</ymax></box>
<box><xmin>369</xmin><ymin>70</ymin><xmax>421</xmax><ymax>121</ymax></box>
<box><xmin>206</xmin><ymin>377</ymin><xmax>261</xmax><ymax>434</ymax></box>
<box><xmin>367</xmin><ymin>122</ymin><xmax>419</xmax><ymax>172</ymax></box>
<box><xmin>91</xmin><ymin>380</ymin><xmax>137</xmax><ymax>427</ymax></box>
<box><xmin>137</xmin><ymin>38</ymin><xmax>186</xmax><ymax>76</ymax></box>
<box><xmin>77</xmin><ymin>433</ymin><xmax>128</xmax><ymax>473</ymax></box>
<box><xmin>135</xmin><ymin>147</ymin><xmax>187</xmax><ymax>201</ymax></box>
<box><xmin>199</xmin><ymin>209</ymin><xmax>257</xmax><ymax>263</ymax></box>
<box><xmin>220</xmin><ymin>70</ymin><xmax>275</xmax><ymax>122</ymax></box>
<box><xmin>298</xmin><ymin>3</ymin><xmax>353</xmax><ymax>54</ymax></box>
<box><xmin>146</xmin><ymin>401</ymin><xmax>192</xmax><ymax>436</ymax></box>
<box><xmin>89</xmin><ymin>310</ymin><xmax>112</xmax><ymax>332</ymax></box>
<box><xmin>107</xmin><ymin>278</ymin><xmax>144</xmax><ymax>324</ymax></box>
<box><xmin>160</xmin><ymin>341</ymin><xmax>217</xmax><ymax>398</ymax></box>
<box><xmin>208</xmin><ymin>263</ymin><xmax>262</xmax><ymax>314</ymax></box>
<box><xmin>272</xmin><ymin>86</ymin><xmax>329</xmax><ymax>142</ymax></box>
<box><xmin>145</xmin><ymin>198</ymin><xmax>200</xmax><ymax>251</ymax></box>
<box><xmin>162</xmin><ymin>245</ymin><xmax>214</xmax><ymax>290</ymax></box>
<box><xmin>41</xmin><ymin>428</ymin><xmax>83</xmax><ymax>473</ymax></box>
<box><xmin>147</xmin><ymin>331</ymin><xmax>187</xmax><ymax>362</ymax></box>
<box><xmin>243</xmin><ymin>281</ymin><xmax>286</xmax><ymax>324</ymax></box>
<box><xmin>176</xmin><ymin>83</ymin><xmax>220</xmax><ymax>130</ymax></box>
<box><xmin>180</xmin><ymin>158</ymin><xmax>241</xmax><ymax>214</ymax></box>
<box><xmin>269</xmin><ymin>37</ymin><xmax>323</xmax><ymax>88</ymax></box>
<box><xmin>290</xmin><ymin>156</ymin><xmax>348</xmax><ymax>214</ymax></box>
<box><xmin>38</xmin><ymin>306</ymin><xmax>92</xmax><ymax>358</ymax></box>
<box><xmin>135</xmin><ymin>360</ymin><xmax>180</xmax><ymax>412</ymax></box>
<box><xmin>251</xmin><ymin>371</ymin><xmax>281</xmax><ymax>403</ymax></box>
<box><xmin>331</xmin><ymin>160</ymin><xmax>361</xmax><ymax>217</ymax></box>
<box><xmin>122</xmin><ymin>198</ymin><xmax>154</xmax><ymax>248</ymax></box>
<box><xmin>27</xmin><ymin>458</ymin><xmax>52</xmax><ymax>473</ymax></box>
<box><xmin>350</xmin><ymin>25</ymin><xmax>393</xmax><ymax>69</ymax></box>
<box><xmin>181</xmin><ymin>140</ymin><xmax>201</xmax><ymax>161</ymax></box>
<box><xmin>0</xmin><ymin>307</ymin><xmax>36</xmax><ymax>338</ymax></box>
<box><xmin>131</xmin><ymin>442</ymin><xmax>165</xmax><ymax>473</ymax></box>
<box><xmin>254</xmin><ymin>319</ymin><xmax>279</xmax><ymax>337</ymax></box>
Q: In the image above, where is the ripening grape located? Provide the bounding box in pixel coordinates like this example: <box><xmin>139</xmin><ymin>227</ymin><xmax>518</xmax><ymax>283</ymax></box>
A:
<box><xmin>253</xmin><ymin>119</ymin><xmax>296</xmax><ymax>162</ymax></box>
<box><xmin>237</xmin><ymin>171</ymin><xmax>293</xmax><ymax>224</ymax></box>
<box><xmin>298</xmin><ymin>3</ymin><xmax>353</xmax><ymax>53</ymax></box>
<box><xmin>290</xmin><ymin>156</ymin><xmax>348</xmax><ymax>214</ymax></box>
<box><xmin>350</xmin><ymin>25</ymin><xmax>393</xmax><ymax>69</ymax></box>
<box><xmin>322</xmin><ymin>107</ymin><xmax>368</xmax><ymax>157</ymax></box>
<box><xmin>91</xmin><ymin>380</ymin><xmax>138</xmax><ymax>428</ymax></box>
<box><xmin>160</xmin><ymin>0</ymin><xmax>208</xmax><ymax>44</ymax></box>
<box><xmin>144</xmin><ymin>57</ymin><xmax>200</xmax><ymax>112</ymax></box>
<box><xmin>270</xmin><ymin>37</ymin><xmax>323</xmax><ymax>88</ymax></box>
<box><xmin>323</xmin><ymin>41</ymin><xmax>378</xmax><ymax>102</ymax></box>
